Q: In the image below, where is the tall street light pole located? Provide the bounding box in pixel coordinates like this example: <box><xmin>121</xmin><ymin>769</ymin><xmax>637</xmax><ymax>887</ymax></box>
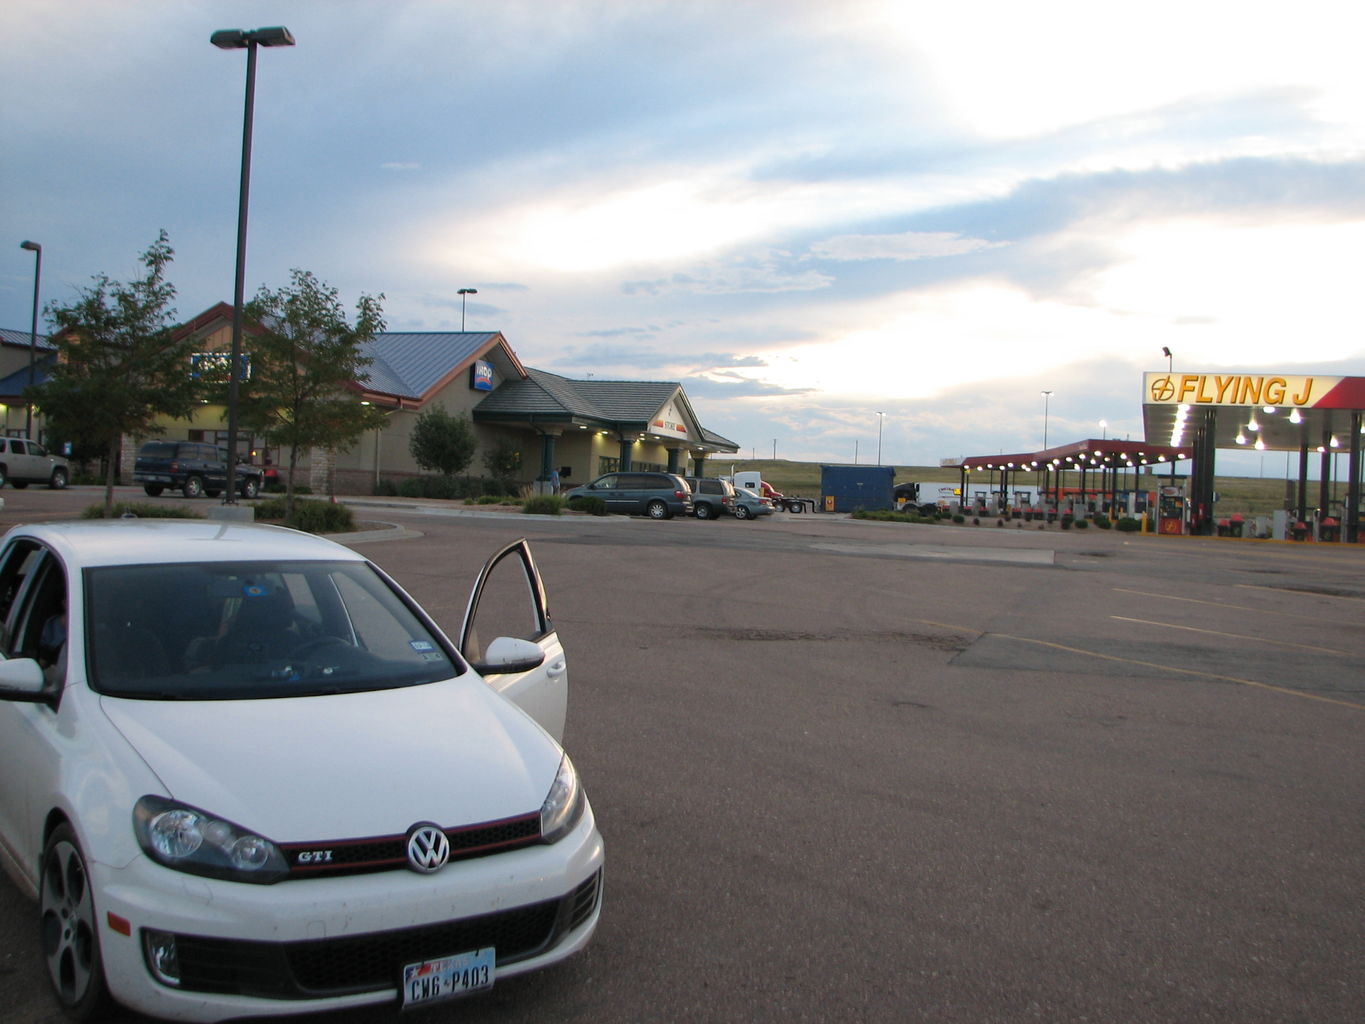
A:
<box><xmin>458</xmin><ymin>287</ymin><xmax>477</xmax><ymax>330</ymax></box>
<box><xmin>212</xmin><ymin>25</ymin><xmax>295</xmax><ymax>504</ymax></box>
<box><xmin>876</xmin><ymin>411</ymin><xmax>885</xmax><ymax>465</ymax></box>
<box><xmin>19</xmin><ymin>241</ymin><xmax>41</xmax><ymax>438</ymax></box>
<box><xmin>1041</xmin><ymin>390</ymin><xmax>1053</xmax><ymax>449</ymax></box>
<box><xmin>1162</xmin><ymin>346</ymin><xmax>1173</xmax><ymax>373</ymax></box>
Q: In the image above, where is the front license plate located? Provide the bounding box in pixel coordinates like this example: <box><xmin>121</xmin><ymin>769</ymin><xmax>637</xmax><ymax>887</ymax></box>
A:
<box><xmin>402</xmin><ymin>947</ymin><xmax>495</xmax><ymax>1008</ymax></box>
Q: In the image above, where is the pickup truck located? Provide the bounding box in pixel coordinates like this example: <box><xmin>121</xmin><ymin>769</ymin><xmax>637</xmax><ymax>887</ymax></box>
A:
<box><xmin>133</xmin><ymin>440</ymin><xmax>263</xmax><ymax>499</ymax></box>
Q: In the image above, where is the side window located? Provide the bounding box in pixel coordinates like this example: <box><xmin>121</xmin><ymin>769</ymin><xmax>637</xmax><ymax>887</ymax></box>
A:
<box><xmin>0</xmin><ymin>545</ymin><xmax>65</xmax><ymax>666</ymax></box>
<box><xmin>594</xmin><ymin>475</ymin><xmax>617</xmax><ymax>489</ymax></box>
<box><xmin>0</xmin><ymin>540</ymin><xmax>43</xmax><ymax>653</ymax></box>
<box><xmin>461</xmin><ymin>542</ymin><xmax>548</xmax><ymax>663</ymax></box>
<box><xmin>0</xmin><ymin>439</ymin><xmax>7</xmax><ymax>454</ymax></box>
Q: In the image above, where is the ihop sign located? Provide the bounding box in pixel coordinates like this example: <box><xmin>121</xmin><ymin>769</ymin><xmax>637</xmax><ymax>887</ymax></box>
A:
<box><xmin>470</xmin><ymin>359</ymin><xmax>494</xmax><ymax>391</ymax></box>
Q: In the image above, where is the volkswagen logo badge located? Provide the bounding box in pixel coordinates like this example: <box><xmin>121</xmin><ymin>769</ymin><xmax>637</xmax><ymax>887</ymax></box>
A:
<box><xmin>406</xmin><ymin>823</ymin><xmax>451</xmax><ymax>873</ymax></box>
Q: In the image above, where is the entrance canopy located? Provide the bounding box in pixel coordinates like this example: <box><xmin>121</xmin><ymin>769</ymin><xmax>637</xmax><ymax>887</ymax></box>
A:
<box><xmin>957</xmin><ymin>438</ymin><xmax>1188</xmax><ymax>475</ymax></box>
<box><xmin>1142</xmin><ymin>372</ymin><xmax>1365</xmax><ymax>452</ymax></box>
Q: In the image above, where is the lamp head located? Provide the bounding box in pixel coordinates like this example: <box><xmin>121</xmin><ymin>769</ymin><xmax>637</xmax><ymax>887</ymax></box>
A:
<box><xmin>212</xmin><ymin>26</ymin><xmax>295</xmax><ymax>49</ymax></box>
<box><xmin>1162</xmin><ymin>346</ymin><xmax>1172</xmax><ymax>358</ymax></box>
<box><xmin>458</xmin><ymin>287</ymin><xmax>478</xmax><ymax>295</ymax></box>
<box><xmin>20</xmin><ymin>240</ymin><xmax>40</xmax><ymax>253</ymax></box>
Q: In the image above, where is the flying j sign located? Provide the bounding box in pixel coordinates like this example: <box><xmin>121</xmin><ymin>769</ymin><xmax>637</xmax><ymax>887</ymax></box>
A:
<box><xmin>1144</xmin><ymin>373</ymin><xmax>1365</xmax><ymax>409</ymax></box>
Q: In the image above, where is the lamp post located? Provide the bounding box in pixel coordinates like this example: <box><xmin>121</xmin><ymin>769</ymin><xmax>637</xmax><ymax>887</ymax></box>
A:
<box><xmin>875</xmin><ymin>411</ymin><xmax>885</xmax><ymax>465</ymax></box>
<box><xmin>1162</xmin><ymin>346</ymin><xmax>1172</xmax><ymax>372</ymax></box>
<box><xmin>19</xmin><ymin>241</ymin><xmax>41</xmax><ymax>438</ymax></box>
<box><xmin>458</xmin><ymin>287</ymin><xmax>477</xmax><ymax>330</ymax></box>
<box><xmin>212</xmin><ymin>25</ymin><xmax>295</xmax><ymax>503</ymax></box>
<box><xmin>1041</xmin><ymin>390</ymin><xmax>1053</xmax><ymax>449</ymax></box>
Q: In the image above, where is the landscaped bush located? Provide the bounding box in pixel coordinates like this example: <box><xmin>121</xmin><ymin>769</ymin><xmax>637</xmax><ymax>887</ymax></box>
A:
<box><xmin>82</xmin><ymin>502</ymin><xmax>202</xmax><ymax>520</ymax></box>
<box><xmin>256</xmin><ymin>497</ymin><xmax>354</xmax><ymax>533</ymax></box>
<box><xmin>568</xmin><ymin>495</ymin><xmax>608</xmax><ymax>516</ymax></box>
<box><xmin>1093</xmin><ymin>517</ymin><xmax>1112</xmax><ymax>529</ymax></box>
<box><xmin>522</xmin><ymin>495</ymin><xmax>565</xmax><ymax>516</ymax></box>
<box><xmin>398</xmin><ymin>475</ymin><xmax>461</xmax><ymax>499</ymax></box>
<box><xmin>1116</xmin><ymin>517</ymin><xmax>1142</xmax><ymax>532</ymax></box>
<box><xmin>373</xmin><ymin>478</ymin><xmax>400</xmax><ymax>496</ymax></box>
<box><xmin>1073</xmin><ymin>517</ymin><xmax>1090</xmax><ymax>529</ymax></box>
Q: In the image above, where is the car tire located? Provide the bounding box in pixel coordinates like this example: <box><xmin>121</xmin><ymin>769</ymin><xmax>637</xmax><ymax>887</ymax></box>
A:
<box><xmin>48</xmin><ymin>467</ymin><xmax>69</xmax><ymax>489</ymax></box>
<box><xmin>646</xmin><ymin>499</ymin><xmax>670</xmax><ymax>520</ymax></box>
<box><xmin>143</xmin><ymin>484</ymin><xmax>164</xmax><ymax>497</ymax></box>
<box><xmin>694</xmin><ymin>503</ymin><xmax>713</xmax><ymax>520</ymax></box>
<box><xmin>182</xmin><ymin>475</ymin><xmax>204</xmax><ymax>499</ymax></box>
<box><xmin>241</xmin><ymin>476</ymin><xmax>260</xmax><ymax>500</ymax></box>
<box><xmin>734</xmin><ymin>505</ymin><xmax>752</xmax><ymax>520</ymax></box>
<box><xmin>789</xmin><ymin>502</ymin><xmax>803</xmax><ymax>514</ymax></box>
<box><xmin>41</xmin><ymin>824</ymin><xmax>113</xmax><ymax>1021</ymax></box>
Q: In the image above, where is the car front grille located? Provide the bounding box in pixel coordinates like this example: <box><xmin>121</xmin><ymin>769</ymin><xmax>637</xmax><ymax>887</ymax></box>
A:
<box><xmin>160</xmin><ymin>869</ymin><xmax>602</xmax><ymax>999</ymax></box>
<box><xmin>277</xmin><ymin>812</ymin><xmax>542</xmax><ymax>878</ymax></box>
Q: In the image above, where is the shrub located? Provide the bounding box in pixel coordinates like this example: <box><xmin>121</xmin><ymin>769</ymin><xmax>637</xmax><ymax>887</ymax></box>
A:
<box><xmin>1116</xmin><ymin>517</ymin><xmax>1142</xmax><ymax>533</ymax></box>
<box><xmin>255</xmin><ymin>497</ymin><xmax>353</xmax><ymax>533</ymax></box>
<box><xmin>568</xmin><ymin>495</ymin><xmax>608</xmax><ymax>516</ymax></box>
<box><xmin>952</xmin><ymin>514</ymin><xmax>964</xmax><ymax>523</ymax></box>
<box><xmin>1093</xmin><ymin>517</ymin><xmax>1112</xmax><ymax>530</ymax></box>
<box><xmin>522</xmin><ymin>495</ymin><xmax>565</xmax><ymax>516</ymax></box>
<box><xmin>475</xmin><ymin>494</ymin><xmax>506</xmax><ymax>505</ymax></box>
<box><xmin>82</xmin><ymin>502</ymin><xmax>202</xmax><ymax>520</ymax></box>
<box><xmin>287</xmin><ymin>499</ymin><xmax>354</xmax><ymax>534</ymax></box>
<box><xmin>373</xmin><ymin>478</ymin><xmax>399</xmax><ymax>496</ymax></box>
<box><xmin>1074</xmin><ymin>518</ymin><xmax>1090</xmax><ymax>529</ymax></box>
<box><xmin>398</xmin><ymin>475</ymin><xmax>460</xmax><ymax>500</ymax></box>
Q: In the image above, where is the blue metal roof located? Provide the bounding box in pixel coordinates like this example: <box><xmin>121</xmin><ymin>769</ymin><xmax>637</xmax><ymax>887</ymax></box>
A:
<box><xmin>357</xmin><ymin>332</ymin><xmax>502</xmax><ymax>400</ymax></box>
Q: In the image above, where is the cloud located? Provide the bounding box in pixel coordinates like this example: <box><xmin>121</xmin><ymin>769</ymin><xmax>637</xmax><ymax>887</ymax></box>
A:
<box><xmin>810</xmin><ymin>230</ymin><xmax>1007</xmax><ymax>262</ymax></box>
<box><xmin>381</xmin><ymin>162</ymin><xmax>422</xmax><ymax>172</ymax></box>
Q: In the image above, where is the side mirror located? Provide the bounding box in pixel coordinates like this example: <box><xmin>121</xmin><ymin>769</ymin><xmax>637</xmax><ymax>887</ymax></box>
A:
<box><xmin>473</xmin><ymin>636</ymin><xmax>546</xmax><ymax>675</ymax></box>
<box><xmin>0</xmin><ymin>658</ymin><xmax>50</xmax><ymax>702</ymax></box>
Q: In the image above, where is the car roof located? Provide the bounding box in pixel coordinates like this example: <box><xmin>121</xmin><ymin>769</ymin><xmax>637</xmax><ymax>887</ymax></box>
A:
<box><xmin>5</xmin><ymin>519</ymin><xmax>365</xmax><ymax>569</ymax></box>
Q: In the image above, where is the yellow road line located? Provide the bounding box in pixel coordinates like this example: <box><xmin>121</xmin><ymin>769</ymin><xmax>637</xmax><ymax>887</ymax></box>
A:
<box><xmin>997</xmin><ymin>633</ymin><xmax>1365</xmax><ymax>712</ymax></box>
<box><xmin>1112</xmin><ymin>588</ymin><xmax>1356</xmax><ymax>627</ymax></box>
<box><xmin>1109</xmin><ymin>615</ymin><xmax>1349</xmax><ymax>655</ymax></box>
<box><xmin>1235</xmin><ymin>583</ymin><xmax>1365</xmax><ymax>604</ymax></box>
<box><xmin>910</xmin><ymin>618</ymin><xmax>1365</xmax><ymax>712</ymax></box>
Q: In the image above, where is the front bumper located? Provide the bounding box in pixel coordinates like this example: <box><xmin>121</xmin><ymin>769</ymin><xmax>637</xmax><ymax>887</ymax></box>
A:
<box><xmin>92</xmin><ymin>806</ymin><xmax>603</xmax><ymax>1022</ymax></box>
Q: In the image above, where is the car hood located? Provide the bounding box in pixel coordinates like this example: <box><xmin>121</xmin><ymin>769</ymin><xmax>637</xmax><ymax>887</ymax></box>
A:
<box><xmin>100</xmin><ymin>677</ymin><xmax>562</xmax><ymax>842</ymax></box>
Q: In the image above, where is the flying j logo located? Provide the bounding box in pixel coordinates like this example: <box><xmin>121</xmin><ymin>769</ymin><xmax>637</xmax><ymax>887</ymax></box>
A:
<box><xmin>1146</xmin><ymin>373</ymin><xmax>1328</xmax><ymax>407</ymax></box>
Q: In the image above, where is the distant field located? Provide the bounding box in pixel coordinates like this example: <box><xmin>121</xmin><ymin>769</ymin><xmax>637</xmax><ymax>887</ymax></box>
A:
<box><xmin>711</xmin><ymin>459</ymin><xmax>1328</xmax><ymax>517</ymax></box>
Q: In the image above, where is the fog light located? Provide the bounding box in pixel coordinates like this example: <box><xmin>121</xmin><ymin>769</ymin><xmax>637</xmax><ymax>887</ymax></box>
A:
<box><xmin>143</xmin><ymin>929</ymin><xmax>182</xmax><ymax>986</ymax></box>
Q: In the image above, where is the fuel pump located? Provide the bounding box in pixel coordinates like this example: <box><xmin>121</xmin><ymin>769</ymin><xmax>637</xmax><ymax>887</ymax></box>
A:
<box><xmin>1158</xmin><ymin>486</ymin><xmax>1185</xmax><ymax>535</ymax></box>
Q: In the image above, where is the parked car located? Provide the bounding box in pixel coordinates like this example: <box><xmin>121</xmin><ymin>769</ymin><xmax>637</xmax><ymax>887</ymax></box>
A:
<box><xmin>133</xmin><ymin>440</ymin><xmax>264</xmax><ymax>499</ymax></box>
<box><xmin>564</xmin><ymin>471</ymin><xmax>692</xmax><ymax>519</ymax></box>
<box><xmin>0</xmin><ymin>437</ymin><xmax>69</xmax><ymax>490</ymax></box>
<box><xmin>683</xmin><ymin>476</ymin><xmax>735</xmax><ymax>520</ymax></box>
<box><xmin>0</xmin><ymin>521</ymin><xmax>602</xmax><ymax>1022</ymax></box>
<box><xmin>731</xmin><ymin>486</ymin><xmax>775</xmax><ymax>520</ymax></box>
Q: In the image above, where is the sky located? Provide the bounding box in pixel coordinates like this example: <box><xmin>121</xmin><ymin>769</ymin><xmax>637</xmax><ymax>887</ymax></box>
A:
<box><xmin>4</xmin><ymin>0</ymin><xmax>1364</xmax><ymax>476</ymax></box>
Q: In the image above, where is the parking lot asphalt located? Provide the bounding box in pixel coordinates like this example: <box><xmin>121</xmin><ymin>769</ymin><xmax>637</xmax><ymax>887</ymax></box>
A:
<box><xmin>1</xmin><ymin>487</ymin><xmax>1362</xmax><ymax>1023</ymax></box>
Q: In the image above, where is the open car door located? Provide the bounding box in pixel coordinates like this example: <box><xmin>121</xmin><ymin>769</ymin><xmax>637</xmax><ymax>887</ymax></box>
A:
<box><xmin>459</xmin><ymin>539</ymin><xmax>568</xmax><ymax>742</ymax></box>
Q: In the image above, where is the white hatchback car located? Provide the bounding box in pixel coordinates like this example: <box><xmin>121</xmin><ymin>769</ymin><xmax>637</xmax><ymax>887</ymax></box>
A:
<box><xmin>0</xmin><ymin>520</ymin><xmax>603</xmax><ymax>1022</ymax></box>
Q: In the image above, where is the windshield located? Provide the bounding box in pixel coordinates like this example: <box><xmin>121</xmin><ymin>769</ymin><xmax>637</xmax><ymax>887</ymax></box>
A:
<box><xmin>84</xmin><ymin>560</ymin><xmax>461</xmax><ymax>699</ymax></box>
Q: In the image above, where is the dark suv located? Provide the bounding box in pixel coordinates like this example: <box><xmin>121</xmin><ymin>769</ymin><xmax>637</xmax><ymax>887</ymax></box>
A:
<box><xmin>564</xmin><ymin>472</ymin><xmax>692</xmax><ymax>519</ymax></box>
<box><xmin>683</xmin><ymin>477</ymin><xmax>735</xmax><ymax>520</ymax></box>
<box><xmin>133</xmin><ymin>441</ymin><xmax>264</xmax><ymax>499</ymax></box>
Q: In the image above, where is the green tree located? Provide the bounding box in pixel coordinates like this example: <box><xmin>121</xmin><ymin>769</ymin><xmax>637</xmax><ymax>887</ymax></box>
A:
<box><xmin>238</xmin><ymin>270</ymin><xmax>389</xmax><ymax>513</ymax></box>
<box><xmin>30</xmin><ymin>231</ymin><xmax>198</xmax><ymax>516</ymax></box>
<box><xmin>409</xmin><ymin>406</ymin><xmax>477</xmax><ymax>477</ymax></box>
<box><xmin>482</xmin><ymin>436</ymin><xmax>522</xmax><ymax>478</ymax></box>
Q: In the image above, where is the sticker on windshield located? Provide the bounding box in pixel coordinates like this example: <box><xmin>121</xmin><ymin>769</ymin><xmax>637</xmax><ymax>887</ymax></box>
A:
<box><xmin>410</xmin><ymin>640</ymin><xmax>435</xmax><ymax>652</ymax></box>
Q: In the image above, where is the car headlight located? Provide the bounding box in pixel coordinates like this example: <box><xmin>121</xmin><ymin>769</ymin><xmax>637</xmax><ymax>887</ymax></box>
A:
<box><xmin>133</xmin><ymin>796</ymin><xmax>288</xmax><ymax>884</ymax></box>
<box><xmin>540</xmin><ymin>755</ymin><xmax>585</xmax><ymax>844</ymax></box>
